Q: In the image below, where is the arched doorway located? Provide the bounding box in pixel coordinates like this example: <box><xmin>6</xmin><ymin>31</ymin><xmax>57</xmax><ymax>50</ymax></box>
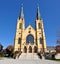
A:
<box><xmin>24</xmin><ymin>46</ymin><xmax>27</xmax><ymax>53</ymax></box>
<box><xmin>34</xmin><ymin>46</ymin><xmax>38</xmax><ymax>53</ymax></box>
<box><xmin>26</xmin><ymin>34</ymin><xmax>34</xmax><ymax>44</ymax></box>
<box><xmin>29</xmin><ymin>46</ymin><xmax>32</xmax><ymax>53</ymax></box>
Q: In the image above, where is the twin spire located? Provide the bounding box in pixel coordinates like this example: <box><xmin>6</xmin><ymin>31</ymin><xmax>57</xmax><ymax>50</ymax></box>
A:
<box><xmin>19</xmin><ymin>5</ymin><xmax>41</xmax><ymax>20</ymax></box>
<box><xmin>19</xmin><ymin>5</ymin><xmax>24</xmax><ymax>19</ymax></box>
<box><xmin>36</xmin><ymin>6</ymin><xmax>41</xmax><ymax>20</ymax></box>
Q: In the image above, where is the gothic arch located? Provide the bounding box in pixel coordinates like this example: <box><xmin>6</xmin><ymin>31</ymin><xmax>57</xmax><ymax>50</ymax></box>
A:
<box><xmin>40</xmin><ymin>38</ymin><xmax>43</xmax><ymax>44</ymax></box>
<box><xmin>24</xmin><ymin>46</ymin><xmax>27</xmax><ymax>53</ymax></box>
<box><xmin>34</xmin><ymin>46</ymin><xmax>38</xmax><ymax>53</ymax></box>
<box><xmin>26</xmin><ymin>34</ymin><xmax>34</xmax><ymax>44</ymax></box>
<box><xmin>18</xmin><ymin>38</ymin><xmax>21</xmax><ymax>44</ymax></box>
<box><xmin>29</xmin><ymin>46</ymin><xmax>32</xmax><ymax>53</ymax></box>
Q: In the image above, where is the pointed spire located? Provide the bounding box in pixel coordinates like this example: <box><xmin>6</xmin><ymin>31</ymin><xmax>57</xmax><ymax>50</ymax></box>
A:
<box><xmin>19</xmin><ymin>4</ymin><xmax>24</xmax><ymax>19</ymax></box>
<box><xmin>36</xmin><ymin>5</ymin><xmax>41</xmax><ymax>20</ymax></box>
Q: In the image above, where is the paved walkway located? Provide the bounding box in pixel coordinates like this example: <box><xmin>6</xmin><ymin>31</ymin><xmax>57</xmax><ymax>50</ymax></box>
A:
<box><xmin>0</xmin><ymin>59</ymin><xmax>60</xmax><ymax>64</ymax></box>
<box><xmin>0</xmin><ymin>53</ymin><xmax>60</xmax><ymax>64</ymax></box>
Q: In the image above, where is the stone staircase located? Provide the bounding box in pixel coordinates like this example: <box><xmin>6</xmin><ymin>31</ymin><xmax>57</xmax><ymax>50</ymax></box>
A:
<box><xmin>19</xmin><ymin>53</ymin><xmax>40</xmax><ymax>60</ymax></box>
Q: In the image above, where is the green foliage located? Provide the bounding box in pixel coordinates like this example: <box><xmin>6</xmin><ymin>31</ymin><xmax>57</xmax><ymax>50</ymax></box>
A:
<box><xmin>5</xmin><ymin>45</ymin><xmax>14</xmax><ymax>58</ymax></box>
<box><xmin>0</xmin><ymin>53</ymin><xmax>5</xmax><ymax>57</ymax></box>
<box><xmin>0</xmin><ymin>44</ymin><xmax>3</xmax><ymax>51</ymax></box>
<box><xmin>54</xmin><ymin>59</ymin><xmax>60</xmax><ymax>61</ymax></box>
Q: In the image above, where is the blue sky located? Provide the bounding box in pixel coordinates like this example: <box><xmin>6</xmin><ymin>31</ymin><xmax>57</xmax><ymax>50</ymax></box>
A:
<box><xmin>0</xmin><ymin>0</ymin><xmax>60</xmax><ymax>48</ymax></box>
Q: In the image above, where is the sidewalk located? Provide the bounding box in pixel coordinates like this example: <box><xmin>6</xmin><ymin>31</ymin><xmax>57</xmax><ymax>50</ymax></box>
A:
<box><xmin>0</xmin><ymin>58</ymin><xmax>60</xmax><ymax>64</ymax></box>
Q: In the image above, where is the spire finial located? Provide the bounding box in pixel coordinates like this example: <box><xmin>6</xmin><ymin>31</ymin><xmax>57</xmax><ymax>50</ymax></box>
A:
<box><xmin>19</xmin><ymin>4</ymin><xmax>24</xmax><ymax>19</ymax></box>
<box><xmin>36</xmin><ymin>4</ymin><xmax>41</xmax><ymax>20</ymax></box>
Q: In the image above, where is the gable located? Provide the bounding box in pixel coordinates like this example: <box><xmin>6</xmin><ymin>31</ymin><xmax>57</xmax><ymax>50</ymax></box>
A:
<box><xmin>25</xmin><ymin>25</ymin><xmax>35</xmax><ymax>32</ymax></box>
<box><xmin>22</xmin><ymin>25</ymin><xmax>36</xmax><ymax>39</ymax></box>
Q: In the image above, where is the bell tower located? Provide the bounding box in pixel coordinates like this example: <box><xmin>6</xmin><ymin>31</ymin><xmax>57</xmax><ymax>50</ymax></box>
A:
<box><xmin>14</xmin><ymin>6</ymin><xmax>25</xmax><ymax>52</ymax></box>
<box><xmin>36</xmin><ymin>6</ymin><xmax>46</xmax><ymax>53</ymax></box>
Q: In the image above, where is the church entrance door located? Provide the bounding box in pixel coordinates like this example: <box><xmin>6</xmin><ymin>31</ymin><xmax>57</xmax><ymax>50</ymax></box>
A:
<box><xmin>34</xmin><ymin>46</ymin><xmax>38</xmax><ymax>53</ymax></box>
<box><xmin>29</xmin><ymin>46</ymin><xmax>32</xmax><ymax>53</ymax></box>
<box><xmin>24</xmin><ymin>46</ymin><xmax>27</xmax><ymax>53</ymax></box>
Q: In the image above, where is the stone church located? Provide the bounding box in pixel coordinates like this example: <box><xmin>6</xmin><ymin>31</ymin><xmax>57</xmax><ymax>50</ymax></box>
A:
<box><xmin>14</xmin><ymin>6</ymin><xmax>46</xmax><ymax>53</ymax></box>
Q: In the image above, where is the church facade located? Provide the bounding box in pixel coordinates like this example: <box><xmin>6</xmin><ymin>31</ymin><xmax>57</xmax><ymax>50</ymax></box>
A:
<box><xmin>14</xmin><ymin>6</ymin><xmax>46</xmax><ymax>53</ymax></box>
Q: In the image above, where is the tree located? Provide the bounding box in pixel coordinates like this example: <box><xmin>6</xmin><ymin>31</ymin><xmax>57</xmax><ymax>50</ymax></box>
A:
<box><xmin>6</xmin><ymin>45</ymin><xmax>14</xmax><ymax>57</ymax></box>
<box><xmin>0</xmin><ymin>43</ymin><xmax>3</xmax><ymax>51</ymax></box>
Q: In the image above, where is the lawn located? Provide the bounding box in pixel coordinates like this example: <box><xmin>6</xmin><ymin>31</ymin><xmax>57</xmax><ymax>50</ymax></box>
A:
<box><xmin>54</xmin><ymin>59</ymin><xmax>60</xmax><ymax>62</ymax></box>
<box><xmin>0</xmin><ymin>57</ymin><xmax>4</xmax><ymax>60</ymax></box>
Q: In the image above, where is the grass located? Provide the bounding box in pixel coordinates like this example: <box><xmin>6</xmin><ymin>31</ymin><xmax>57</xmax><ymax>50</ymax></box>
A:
<box><xmin>0</xmin><ymin>57</ymin><xmax>4</xmax><ymax>60</ymax></box>
<box><xmin>54</xmin><ymin>59</ymin><xmax>60</xmax><ymax>61</ymax></box>
<box><xmin>45</xmin><ymin>58</ymin><xmax>60</xmax><ymax>62</ymax></box>
<box><xmin>0</xmin><ymin>57</ymin><xmax>12</xmax><ymax>60</ymax></box>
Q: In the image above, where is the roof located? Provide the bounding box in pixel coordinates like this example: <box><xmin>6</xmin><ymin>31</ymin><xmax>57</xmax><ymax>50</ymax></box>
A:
<box><xmin>47</xmin><ymin>46</ymin><xmax>56</xmax><ymax>50</ymax></box>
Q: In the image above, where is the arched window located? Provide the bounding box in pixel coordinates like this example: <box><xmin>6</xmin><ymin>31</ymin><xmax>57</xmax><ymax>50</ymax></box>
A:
<box><xmin>19</xmin><ymin>23</ymin><xmax>22</xmax><ymax>29</ymax></box>
<box><xmin>18</xmin><ymin>38</ymin><xmax>21</xmax><ymax>44</ymax></box>
<box><xmin>38</xmin><ymin>23</ymin><xmax>41</xmax><ymax>29</ymax></box>
<box><xmin>40</xmin><ymin>38</ymin><xmax>43</xmax><ymax>44</ymax></box>
<box><xmin>26</xmin><ymin>34</ymin><xmax>34</xmax><ymax>44</ymax></box>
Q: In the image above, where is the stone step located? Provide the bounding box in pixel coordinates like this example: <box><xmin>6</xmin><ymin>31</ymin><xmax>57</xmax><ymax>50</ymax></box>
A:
<box><xmin>19</xmin><ymin>53</ymin><xmax>39</xmax><ymax>59</ymax></box>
